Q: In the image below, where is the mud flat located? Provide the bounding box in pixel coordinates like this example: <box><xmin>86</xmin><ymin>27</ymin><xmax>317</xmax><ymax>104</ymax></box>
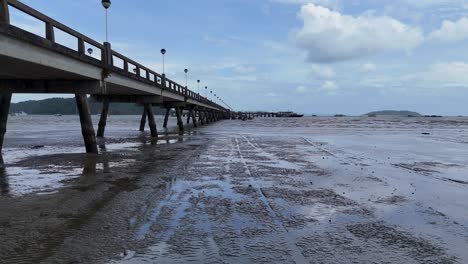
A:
<box><xmin>0</xmin><ymin>116</ymin><xmax>467</xmax><ymax>263</ymax></box>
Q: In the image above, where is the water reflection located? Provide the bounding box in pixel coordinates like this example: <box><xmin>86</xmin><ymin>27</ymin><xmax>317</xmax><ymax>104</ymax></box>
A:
<box><xmin>0</xmin><ymin>127</ymin><xmax>195</xmax><ymax>197</ymax></box>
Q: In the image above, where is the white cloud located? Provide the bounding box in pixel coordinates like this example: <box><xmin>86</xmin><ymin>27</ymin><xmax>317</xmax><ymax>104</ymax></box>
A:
<box><xmin>357</xmin><ymin>62</ymin><xmax>468</xmax><ymax>96</ymax></box>
<box><xmin>295</xmin><ymin>80</ymin><xmax>338</xmax><ymax>95</ymax></box>
<box><xmin>310</xmin><ymin>64</ymin><xmax>335</xmax><ymax>78</ymax></box>
<box><xmin>296</xmin><ymin>85</ymin><xmax>308</xmax><ymax>93</ymax></box>
<box><xmin>294</xmin><ymin>4</ymin><xmax>424</xmax><ymax>63</ymax></box>
<box><xmin>408</xmin><ymin>62</ymin><xmax>468</xmax><ymax>87</ymax></box>
<box><xmin>360</xmin><ymin>62</ymin><xmax>377</xmax><ymax>72</ymax></box>
<box><xmin>398</xmin><ymin>0</ymin><xmax>464</xmax><ymax>8</ymax></box>
<box><xmin>320</xmin><ymin>80</ymin><xmax>338</xmax><ymax>91</ymax></box>
<box><xmin>233</xmin><ymin>65</ymin><xmax>256</xmax><ymax>74</ymax></box>
<box><xmin>271</xmin><ymin>0</ymin><xmax>341</xmax><ymax>9</ymax></box>
<box><xmin>429</xmin><ymin>17</ymin><xmax>468</xmax><ymax>42</ymax></box>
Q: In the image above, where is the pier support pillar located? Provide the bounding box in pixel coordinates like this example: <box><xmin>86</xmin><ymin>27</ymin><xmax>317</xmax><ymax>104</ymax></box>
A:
<box><xmin>139</xmin><ymin>108</ymin><xmax>147</xmax><ymax>131</ymax></box>
<box><xmin>75</xmin><ymin>94</ymin><xmax>98</xmax><ymax>154</ymax></box>
<box><xmin>191</xmin><ymin>108</ymin><xmax>198</xmax><ymax>128</ymax></box>
<box><xmin>205</xmin><ymin>111</ymin><xmax>210</xmax><ymax>124</ymax></box>
<box><xmin>175</xmin><ymin>107</ymin><xmax>184</xmax><ymax>131</ymax></box>
<box><xmin>186</xmin><ymin>111</ymin><xmax>191</xmax><ymax>124</ymax></box>
<box><xmin>199</xmin><ymin>110</ymin><xmax>205</xmax><ymax>125</ymax></box>
<box><xmin>163</xmin><ymin>108</ymin><xmax>170</xmax><ymax>128</ymax></box>
<box><xmin>0</xmin><ymin>93</ymin><xmax>12</xmax><ymax>153</ymax></box>
<box><xmin>97</xmin><ymin>99</ymin><xmax>109</xmax><ymax>137</ymax></box>
<box><xmin>145</xmin><ymin>104</ymin><xmax>158</xmax><ymax>138</ymax></box>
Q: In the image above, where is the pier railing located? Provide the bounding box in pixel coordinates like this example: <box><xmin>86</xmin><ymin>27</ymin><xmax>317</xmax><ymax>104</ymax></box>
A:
<box><xmin>0</xmin><ymin>0</ymin><xmax>219</xmax><ymax>109</ymax></box>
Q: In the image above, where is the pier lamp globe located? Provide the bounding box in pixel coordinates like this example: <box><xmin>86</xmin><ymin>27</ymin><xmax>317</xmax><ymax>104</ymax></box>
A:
<box><xmin>101</xmin><ymin>0</ymin><xmax>111</xmax><ymax>9</ymax></box>
<box><xmin>87</xmin><ymin>48</ymin><xmax>93</xmax><ymax>55</ymax></box>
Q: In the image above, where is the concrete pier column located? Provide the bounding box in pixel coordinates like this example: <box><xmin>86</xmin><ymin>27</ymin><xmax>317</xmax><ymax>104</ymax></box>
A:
<box><xmin>75</xmin><ymin>94</ymin><xmax>98</xmax><ymax>154</ymax></box>
<box><xmin>199</xmin><ymin>110</ymin><xmax>205</xmax><ymax>125</ymax></box>
<box><xmin>97</xmin><ymin>99</ymin><xmax>109</xmax><ymax>137</ymax></box>
<box><xmin>186</xmin><ymin>111</ymin><xmax>191</xmax><ymax>124</ymax></box>
<box><xmin>191</xmin><ymin>109</ymin><xmax>198</xmax><ymax>128</ymax></box>
<box><xmin>0</xmin><ymin>93</ymin><xmax>12</xmax><ymax>153</ymax></box>
<box><xmin>139</xmin><ymin>108</ymin><xmax>147</xmax><ymax>131</ymax></box>
<box><xmin>163</xmin><ymin>108</ymin><xmax>170</xmax><ymax>128</ymax></box>
<box><xmin>175</xmin><ymin>107</ymin><xmax>184</xmax><ymax>131</ymax></box>
<box><xmin>145</xmin><ymin>104</ymin><xmax>158</xmax><ymax>138</ymax></box>
<box><xmin>203</xmin><ymin>111</ymin><xmax>210</xmax><ymax>124</ymax></box>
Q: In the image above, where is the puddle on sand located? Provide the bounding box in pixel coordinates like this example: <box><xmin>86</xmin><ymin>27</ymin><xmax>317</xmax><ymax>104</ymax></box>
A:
<box><xmin>0</xmin><ymin>134</ymin><xmax>195</xmax><ymax>197</ymax></box>
<box><xmin>0</xmin><ymin>165</ymin><xmax>83</xmax><ymax>196</ymax></box>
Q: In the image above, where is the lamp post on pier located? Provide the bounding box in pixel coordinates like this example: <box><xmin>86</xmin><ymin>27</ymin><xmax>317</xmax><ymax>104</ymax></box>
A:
<box><xmin>101</xmin><ymin>0</ymin><xmax>111</xmax><ymax>43</ymax></box>
<box><xmin>160</xmin><ymin>49</ymin><xmax>166</xmax><ymax>74</ymax></box>
<box><xmin>184</xmin><ymin>69</ymin><xmax>188</xmax><ymax>87</ymax></box>
<box><xmin>197</xmin><ymin>80</ymin><xmax>200</xmax><ymax>95</ymax></box>
<box><xmin>205</xmin><ymin>86</ymin><xmax>208</xmax><ymax>99</ymax></box>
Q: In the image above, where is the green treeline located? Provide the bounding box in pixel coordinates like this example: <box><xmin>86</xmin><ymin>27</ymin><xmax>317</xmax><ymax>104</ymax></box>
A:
<box><xmin>9</xmin><ymin>97</ymin><xmax>167</xmax><ymax>115</ymax></box>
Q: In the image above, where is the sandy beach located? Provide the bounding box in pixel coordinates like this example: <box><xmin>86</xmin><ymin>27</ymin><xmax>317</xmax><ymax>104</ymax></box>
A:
<box><xmin>0</xmin><ymin>115</ymin><xmax>467</xmax><ymax>263</ymax></box>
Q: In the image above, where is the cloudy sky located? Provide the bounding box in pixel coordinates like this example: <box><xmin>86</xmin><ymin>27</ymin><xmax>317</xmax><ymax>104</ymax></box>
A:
<box><xmin>8</xmin><ymin>0</ymin><xmax>468</xmax><ymax>115</ymax></box>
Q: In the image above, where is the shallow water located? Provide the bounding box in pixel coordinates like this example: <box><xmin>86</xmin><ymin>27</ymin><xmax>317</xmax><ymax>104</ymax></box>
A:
<box><xmin>1</xmin><ymin>116</ymin><xmax>467</xmax><ymax>263</ymax></box>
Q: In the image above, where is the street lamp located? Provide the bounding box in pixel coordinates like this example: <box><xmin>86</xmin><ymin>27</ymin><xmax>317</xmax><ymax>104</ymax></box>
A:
<box><xmin>101</xmin><ymin>0</ymin><xmax>111</xmax><ymax>43</ymax></box>
<box><xmin>210</xmin><ymin>90</ymin><xmax>213</xmax><ymax>101</ymax></box>
<box><xmin>184</xmin><ymin>69</ymin><xmax>188</xmax><ymax>87</ymax></box>
<box><xmin>160</xmin><ymin>49</ymin><xmax>166</xmax><ymax>74</ymax></box>
<box><xmin>205</xmin><ymin>86</ymin><xmax>208</xmax><ymax>99</ymax></box>
<box><xmin>197</xmin><ymin>80</ymin><xmax>200</xmax><ymax>94</ymax></box>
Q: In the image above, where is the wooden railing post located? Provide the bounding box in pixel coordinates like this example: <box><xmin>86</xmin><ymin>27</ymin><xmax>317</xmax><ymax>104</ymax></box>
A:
<box><xmin>161</xmin><ymin>73</ymin><xmax>166</xmax><ymax>88</ymax></box>
<box><xmin>135</xmin><ymin>67</ymin><xmax>140</xmax><ymax>77</ymax></box>
<box><xmin>45</xmin><ymin>22</ymin><xmax>54</xmax><ymax>42</ymax></box>
<box><xmin>78</xmin><ymin>38</ymin><xmax>85</xmax><ymax>55</ymax></box>
<box><xmin>0</xmin><ymin>0</ymin><xmax>9</xmax><ymax>24</ymax></box>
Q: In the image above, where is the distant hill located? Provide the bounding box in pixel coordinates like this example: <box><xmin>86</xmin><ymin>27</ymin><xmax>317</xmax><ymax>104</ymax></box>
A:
<box><xmin>365</xmin><ymin>110</ymin><xmax>422</xmax><ymax>117</ymax></box>
<box><xmin>9</xmin><ymin>97</ymin><xmax>167</xmax><ymax>115</ymax></box>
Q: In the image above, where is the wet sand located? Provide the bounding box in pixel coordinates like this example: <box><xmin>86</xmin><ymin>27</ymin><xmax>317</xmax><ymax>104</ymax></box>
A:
<box><xmin>1</xmin><ymin>116</ymin><xmax>467</xmax><ymax>263</ymax></box>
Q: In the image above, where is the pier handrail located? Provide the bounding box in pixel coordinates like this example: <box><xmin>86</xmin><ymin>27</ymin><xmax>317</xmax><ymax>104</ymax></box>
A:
<box><xmin>0</xmin><ymin>0</ymin><xmax>222</xmax><ymax>110</ymax></box>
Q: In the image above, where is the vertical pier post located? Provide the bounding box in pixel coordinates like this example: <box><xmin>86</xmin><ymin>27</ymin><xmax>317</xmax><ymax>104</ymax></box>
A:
<box><xmin>186</xmin><ymin>111</ymin><xmax>191</xmax><ymax>124</ymax></box>
<box><xmin>191</xmin><ymin>108</ymin><xmax>198</xmax><ymax>128</ymax></box>
<box><xmin>145</xmin><ymin>104</ymin><xmax>158</xmax><ymax>138</ymax></box>
<box><xmin>139</xmin><ymin>108</ymin><xmax>147</xmax><ymax>131</ymax></box>
<box><xmin>175</xmin><ymin>107</ymin><xmax>184</xmax><ymax>131</ymax></box>
<box><xmin>75</xmin><ymin>94</ymin><xmax>98</xmax><ymax>154</ymax></box>
<box><xmin>97</xmin><ymin>98</ymin><xmax>109</xmax><ymax>137</ymax></box>
<box><xmin>0</xmin><ymin>93</ymin><xmax>12</xmax><ymax>153</ymax></box>
<box><xmin>199</xmin><ymin>110</ymin><xmax>205</xmax><ymax>125</ymax></box>
<box><xmin>204</xmin><ymin>111</ymin><xmax>210</xmax><ymax>124</ymax></box>
<box><xmin>0</xmin><ymin>0</ymin><xmax>10</xmax><ymax>24</ymax></box>
<box><xmin>163</xmin><ymin>108</ymin><xmax>170</xmax><ymax>128</ymax></box>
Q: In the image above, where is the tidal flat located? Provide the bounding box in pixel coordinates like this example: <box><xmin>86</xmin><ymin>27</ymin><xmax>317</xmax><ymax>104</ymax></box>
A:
<box><xmin>0</xmin><ymin>115</ymin><xmax>467</xmax><ymax>263</ymax></box>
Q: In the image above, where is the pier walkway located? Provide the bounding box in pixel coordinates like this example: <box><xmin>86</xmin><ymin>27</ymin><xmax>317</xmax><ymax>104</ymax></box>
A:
<box><xmin>0</xmin><ymin>0</ymin><xmax>230</xmax><ymax>153</ymax></box>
